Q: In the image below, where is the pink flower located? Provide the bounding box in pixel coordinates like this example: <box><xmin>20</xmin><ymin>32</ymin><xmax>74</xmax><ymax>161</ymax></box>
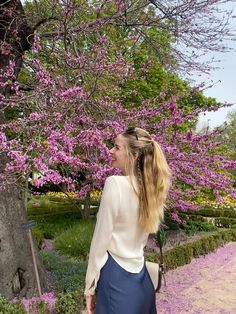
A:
<box><xmin>20</xmin><ymin>292</ymin><xmax>57</xmax><ymax>313</ymax></box>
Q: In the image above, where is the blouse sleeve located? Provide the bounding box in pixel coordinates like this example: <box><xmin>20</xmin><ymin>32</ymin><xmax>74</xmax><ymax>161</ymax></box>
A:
<box><xmin>84</xmin><ymin>176</ymin><xmax>120</xmax><ymax>296</ymax></box>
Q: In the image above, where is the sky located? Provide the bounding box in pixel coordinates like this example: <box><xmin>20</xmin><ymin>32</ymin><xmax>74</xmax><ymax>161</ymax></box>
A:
<box><xmin>195</xmin><ymin>2</ymin><xmax>236</xmax><ymax>130</ymax></box>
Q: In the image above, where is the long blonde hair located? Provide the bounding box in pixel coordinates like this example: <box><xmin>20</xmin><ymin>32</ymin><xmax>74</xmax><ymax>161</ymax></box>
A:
<box><xmin>122</xmin><ymin>127</ymin><xmax>171</xmax><ymax>233</ymax></box>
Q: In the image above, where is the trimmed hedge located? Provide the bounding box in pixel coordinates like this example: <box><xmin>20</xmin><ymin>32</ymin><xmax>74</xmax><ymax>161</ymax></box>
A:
<box><xmin>181</xmin><ymin>214</ymin><xmax>236</xmax><ymax>229</ymax></box>
<box><xmin>215</xmin><ymin>217</ymin><xmax>236</xmax><ymax>228</ymax></box>
<box><xmin>146</xmin><ymin>228</ymin><xmax>236</xmax><ymax>271</ymax></box>
<box><xmin>28</xmin><ymin>210</ymin><xmax>82</xmax><ymax>222</ymax></box>
<box><xmin>188</xmin><ymin>208</ymin><xmax>236</xmax><ymax>218</ymax></box>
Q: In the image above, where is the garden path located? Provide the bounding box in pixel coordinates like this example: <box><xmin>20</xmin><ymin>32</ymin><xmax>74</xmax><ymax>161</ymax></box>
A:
<box><xmin>156</xmin><ymin>242</ymin><xmax>236</xmax><ymax>314</ymax></box>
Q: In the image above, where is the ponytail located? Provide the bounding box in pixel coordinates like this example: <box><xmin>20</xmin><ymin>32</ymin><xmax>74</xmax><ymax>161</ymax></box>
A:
<box><xmin>123</xmin><ymin>128</ymin><xmax>171</xmax><ymax>233</ymax></box>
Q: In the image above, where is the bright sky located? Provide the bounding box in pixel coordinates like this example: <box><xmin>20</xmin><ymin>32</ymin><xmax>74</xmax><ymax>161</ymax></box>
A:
<box><xmin>195</xmin><ymin>2</ymin><xmax>236</xmax><ymax>130</ymax></box>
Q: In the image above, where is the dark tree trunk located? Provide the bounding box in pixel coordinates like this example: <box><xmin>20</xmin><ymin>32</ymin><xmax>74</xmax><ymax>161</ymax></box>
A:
<box><xmin>0</xmin><ymin>0</ymin><xmax>32</xmax><ymax>77</ymax></box>
<box><xmin>0</xmin><ymin>0</ymin><xmax>47</xmax><ymax>299</ymax></box>
<box><xmin>0</xmin><ymin>175</ymin><xmax>47</xmax><ymax>299</ymax></box>
<box><xmin>83</xmin><ymin>192</ymin><xmax>91</xmax><ymax>219</ymax></box>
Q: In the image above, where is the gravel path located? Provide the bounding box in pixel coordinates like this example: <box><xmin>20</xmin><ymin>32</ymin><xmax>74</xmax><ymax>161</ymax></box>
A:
<box><xmin>156</xmin><ymin>242</ymin><xmax>236</xmax><ymax>314</ymax></box>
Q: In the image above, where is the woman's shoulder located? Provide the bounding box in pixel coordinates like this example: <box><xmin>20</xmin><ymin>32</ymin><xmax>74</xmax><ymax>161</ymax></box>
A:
<box><xmin>105</xmin><ymin>175</ymin><xmax>136</xmax><ymax>190</ymax></box>
<box><xmin>106</xmin><ymin>175</ymin><xmax>129</xmax><ymax>184</ymax></box>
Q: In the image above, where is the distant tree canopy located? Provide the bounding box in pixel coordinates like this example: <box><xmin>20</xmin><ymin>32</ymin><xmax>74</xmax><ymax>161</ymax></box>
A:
<box><xmin>225</xmin><ymin>110</ymin><xmax>236</xmax><ymax>156</ymax></box>
<box><xmin>220</xmin><ymin>110</ymin><xmax>236</xmax><ymax>181</ymax></box>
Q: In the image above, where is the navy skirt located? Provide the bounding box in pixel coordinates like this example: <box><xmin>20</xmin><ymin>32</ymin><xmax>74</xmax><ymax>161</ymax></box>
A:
<box><xmin>96</xmin><ymin>253</ymin><xmax>157</xmax><ymax>314</ymax></box>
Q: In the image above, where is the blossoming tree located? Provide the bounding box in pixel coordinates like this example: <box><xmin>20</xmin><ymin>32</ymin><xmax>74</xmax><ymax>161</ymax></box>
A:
<box><xmin>0</xmin><ymin>0</ymin><xmax>236</xmax><ymax>299</ymax></box>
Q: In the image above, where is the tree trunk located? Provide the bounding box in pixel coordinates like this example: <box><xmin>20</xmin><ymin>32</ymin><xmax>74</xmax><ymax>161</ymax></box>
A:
<box><xmin>83</xmin><ymin>192</ymin><xmax>91</xmax><ymax>219</ymax></box>
<box><xmin>0</xmin><ymin>0</ymin><xmax>47</xmax><ymax>299</ymax></box>
<box><xmin>0</xmin><ymin>181</ymin><xmax>47</xmax><ymax>299</ymax></box>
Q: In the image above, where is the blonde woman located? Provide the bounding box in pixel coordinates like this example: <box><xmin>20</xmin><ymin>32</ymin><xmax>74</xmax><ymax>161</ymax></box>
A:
<box><xmin>85</xmin><ymin>127</ymin><xmax>171</xmax><ymax>314</ymax></box>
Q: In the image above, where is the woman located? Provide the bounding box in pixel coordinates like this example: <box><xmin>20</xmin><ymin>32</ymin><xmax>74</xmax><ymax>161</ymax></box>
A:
<box><xmin>84</xmin><ymin>127</ymin><xmax>171</xmax><ymax>314</ymax></box>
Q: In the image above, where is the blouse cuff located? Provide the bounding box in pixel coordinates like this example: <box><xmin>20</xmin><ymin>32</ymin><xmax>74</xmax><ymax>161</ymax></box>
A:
<box><xmin>84</xmin><ymin>272</ymin><xmax>99</xmax><ymax>296</ymax></box>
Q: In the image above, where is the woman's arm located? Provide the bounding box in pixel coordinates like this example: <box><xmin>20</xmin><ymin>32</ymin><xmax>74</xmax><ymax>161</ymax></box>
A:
<box><xmin>84</xmin><ymin>176</ymin><xmax>120</xmax><ymax>296</ymax></box>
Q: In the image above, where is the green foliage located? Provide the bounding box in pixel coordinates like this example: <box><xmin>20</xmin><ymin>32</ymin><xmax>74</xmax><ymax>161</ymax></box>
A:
<box><xmin>220</xmin><ymin>110</ymin><xmax>236</xmax><ymax>179</ymax></box>
<box><xmin>215</xmin><ymin>217</ymin><xmax>236</xmax><ymax>228</ymax></box>
<box><xmin>28</xmin><ymin>195</ymin><xmax>83</xmax><ymax>239</ymax></box>
<box><xmin>28</xmin><ymin>195</ymin><xmax>82</xmax><ymax>217</ymax></box>
<box><xmin>0</xmin><ymin>295</ymin><xmax>25</xmax><ymax>314</ymax></box>
<box><xmin>168</xmin><ymin>245</ymin><xmax>193</xmax><ymax>267</ymax></box>
<box><xmin>181</xmin><ymin>221</ymin><xmax>217</xmax><ymax>236</ymax></box>
<box><xmin>23</xmin><ymin>0</ymin><xmax>218</xmax><ymax>123</ymax></box>
<box><xmin>188</xmin><ymin>208</ymin><xmax>236</xmax><ymax>218</ymax></box>
<box><xmin>54</xmin><ymin>220</ymin><xmax>95</xmax><ymax>259</ymax></box>
<box><xmin>32</xmin><ymin>227</ymin><xmax>44</xmax><ymax>247</ymax></box>
<box><xmin>40</xmin><ymin>251</ymin><xmax>87</xmax><ymax>293</ymax></box>
<box><xmin>17</xmin><ymin>67</ymin><xmax>32</xmax><ymax>85</ymax></box>
<box><xmin>164</xmin><ymin>212</ymin><xmax>180</xmax><ymax>230</ymax></box>
<box><xmin>55</xmin><ymin>290</ymin><xmax>84</xmax><ymax>314</ymax></box>
<box><xmin>181</xmin><ymin>210</ymin><xmax>236</xmax><ymax>232</ymax></box>
<box><xmin>121</xmin><ymin>40</ymin><xmax>217</xmax><ymax>115</ymax></box>
<box><xmin>158</xmin><ymin>229</ymin><xmax>168</xmax><ymax>247</ymax></box>
<box><xmin>28</xmin><ymin>301</ymin><xmax>50</xmax><ymax>314</ymax></box>
<box><xmin>32</xmin><ymin>214</ymin><xmax>82</xmax><ymax>240</ymax></box>
<box><xmin>224</xmin><ymin>110</ymin><xmax>236</xmax><ymax>155</ymax></box>
<box><xmin>181</xmin><ymin>214</ymin><xmax>206</xmax><ymax>222</ymax></box>
<box><xmin>182</xmin><ymin>223</ymin><xmax>199</xmax><ymax>236</ymax></box>
<box><xmin>55</xmin><ymin>293</ymin><xmax>77</xmax><ymax>314</ymax></box>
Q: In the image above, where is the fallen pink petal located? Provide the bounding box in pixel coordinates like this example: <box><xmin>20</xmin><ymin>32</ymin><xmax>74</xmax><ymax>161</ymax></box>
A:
<box><xmin>156</xmin><ymin>242</ymin><xmax>236</xmax><ymax>313</ymax></box>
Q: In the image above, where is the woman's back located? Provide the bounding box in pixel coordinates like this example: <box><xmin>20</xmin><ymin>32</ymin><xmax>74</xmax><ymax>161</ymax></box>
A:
<box><xmin>107</xmin><ymin>175</ymin><xmax>148</xmax><ymax>272</ymax></box>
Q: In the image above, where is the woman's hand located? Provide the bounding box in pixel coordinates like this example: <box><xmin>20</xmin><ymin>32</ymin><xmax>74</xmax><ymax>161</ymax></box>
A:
<box><xmin>86</xmin><ymin>294</ymin><xmax>96</xmax><ymax>314</ymax></box>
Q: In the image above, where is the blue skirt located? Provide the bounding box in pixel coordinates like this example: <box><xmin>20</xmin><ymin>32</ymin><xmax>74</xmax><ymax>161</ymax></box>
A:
<box><xmin>96</xmin><ymin>253</ymin><xmax>157</xmax><ymax>314</ymax></box>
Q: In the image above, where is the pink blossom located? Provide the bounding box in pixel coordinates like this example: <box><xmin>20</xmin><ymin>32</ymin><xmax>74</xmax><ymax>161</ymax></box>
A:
<box><xmin>170</xmin><ymin>212</ymin><xmax>182</xmax><ymax>223</ymax></box>
<box><xmin>59</xmin><ymin>86</ymin><xmax>85</xmax><ymax>100</ymax></box>
<box><xmin>32</xmin><ymin>33</ymin><xmax>42</xmax><ymax>53</ymax></box>
<box><xmin>28</xmin><ymin>112</ymin><xmax>44</xmax><ymax>121</ymax></box>
<box><xmin>20</xmin><ymin>292</ymin><xmax>57</xmax><ymax>313</ymax></box>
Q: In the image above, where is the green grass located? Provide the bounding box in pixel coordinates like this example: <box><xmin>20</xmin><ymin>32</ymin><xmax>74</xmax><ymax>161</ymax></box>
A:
<box><xmin>54</xmin><ymin>219</ymin><xmax>96</xmax><ymax>259</ymax></box>
<box><xmin>28</xmin><ymin>195</ymin><xmax>84</xmax><ymax>239</ymax></box>
<box><xmin>27</xmin><ymin>195</ymin><xmax>82</xmax><ymax>217</ymax></box>
<box><xmin>181</xmin><ymin>220</ymin><xmax>217</xmax><ymax>236</ymax></box>
<box><xmin>32</xmin><ymin>213</ymin><xmax>82</xmax><ymax>240</ymax></box>
<box><xmin>27</xmin><ymin>195</ymin><xmax>97</xmax><ymax>296</ymax></box>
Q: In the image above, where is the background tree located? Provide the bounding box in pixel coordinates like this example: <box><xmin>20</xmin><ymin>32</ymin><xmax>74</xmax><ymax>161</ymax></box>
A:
<box><xmin>221</xmin><ymin>110</ymin><xmax>236</xmax><ymax>181</ymax></box>
<box><xmin>225</xmin><ymin>110</ymin><xmax>236</xmax><ymax>157</ymax></box>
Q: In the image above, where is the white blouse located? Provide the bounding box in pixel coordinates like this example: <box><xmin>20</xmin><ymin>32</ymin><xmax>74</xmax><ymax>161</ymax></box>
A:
<box><xmin>84</xmin><ymin>175</ymin><xmax>149</xmax><ymax>296</ymax></box>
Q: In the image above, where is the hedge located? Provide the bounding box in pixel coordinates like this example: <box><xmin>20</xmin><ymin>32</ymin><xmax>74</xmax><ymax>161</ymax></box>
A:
<box><xmin>146</xmin><ymin>228</ymin><xmax>236</xmax><ymax>271</ymax></box>
<box><xmin>181</xmin><ymin>214</ymin><xmax>236</xmax><ymax>228</ymax></box>
<box><xmin>188</xmin><ymin>208</ymin><xmax>236</xmax><ymax>218</ymax></box>
<box><xmin>214</xmin><ymin>217</ymin><xmax>236</xmax><ymax>228</ymax></box>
